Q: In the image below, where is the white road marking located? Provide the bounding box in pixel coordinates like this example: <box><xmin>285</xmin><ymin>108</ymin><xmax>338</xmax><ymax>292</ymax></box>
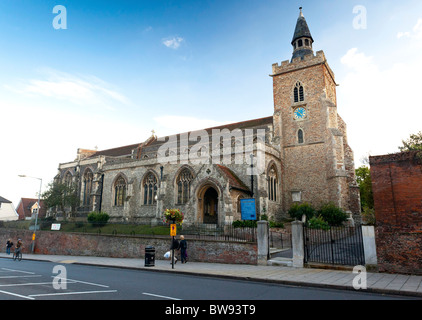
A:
<box><xmin>29</xmin><ymin>290</ymin><xmax>117</xmax><ymax>298</ymax></box>
<box><xmin>0</xmin><ymin>275</ymin><xmax>42</xmax><ymax>279</ymax></box>
<box><xmin>1</xmin><ymin>268</ymin><xmax>35</xmax><ymax>274</ymax></box>
<box><xmin>142</xmin><ymin>292</ymin><xmax>181</xmax><ymax>300</ymax></box>
<box><xmin>52</xmin><ymin>276</ymin><xmax>110</xmax><ymax>288</ymax></box>
<box><xmin>0</xmin><ymin>280</ymin><xmax>77</xmax><ymax>287</ymax></box>
<box><xmin>0</xmin><ymin>289</ymin><xmax>34</xmax><ymax>300</ymax></box>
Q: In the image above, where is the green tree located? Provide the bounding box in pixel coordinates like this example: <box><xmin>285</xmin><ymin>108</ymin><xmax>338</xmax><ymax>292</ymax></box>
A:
<box><xmin>42</xmin><ymin>181</ymin><xmax>79</xmax><ymax>218</ymax></box>
<box><xmin>399</xmin><ymin>131</ymin><xmax>422</xmax><ymax>151</ymax></box>
<box><xmin>355</xmin><ymin>165</ymin><xmax>374</xmax><ymax>211</ymax></box>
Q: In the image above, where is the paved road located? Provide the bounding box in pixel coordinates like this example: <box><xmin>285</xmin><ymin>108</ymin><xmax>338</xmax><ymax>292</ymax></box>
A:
<box><xmin>0</xmin><ymin>259</ymin><xmax>414</xmax><ymax>301</ymax></box>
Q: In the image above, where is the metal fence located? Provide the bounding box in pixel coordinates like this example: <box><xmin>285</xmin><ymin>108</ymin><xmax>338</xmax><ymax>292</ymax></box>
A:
<box><xmin>303</xmin><ymin>224</ymin><xmax>365</xmax><ymax>266</ymax></box>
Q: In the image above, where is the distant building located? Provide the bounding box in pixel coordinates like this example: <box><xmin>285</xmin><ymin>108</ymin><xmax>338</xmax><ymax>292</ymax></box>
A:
<box><xmin>16</xmin><ymin>198</ymin><xmax>46</xmax><ymax>220</ymax></box>
<box><xmin>0</xmin><ymin>196</ymin><xmax>18</xmax><ymax>221</ymax></box>
<box><xmin>52</xmin><ymin>8</ymin><xmax>360</xmax><ymax>224</ymax></box>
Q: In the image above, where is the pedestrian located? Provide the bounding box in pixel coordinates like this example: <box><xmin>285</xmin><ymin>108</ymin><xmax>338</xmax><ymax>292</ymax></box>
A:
<box><xmin>6</xmin><ymin>239</ymin><xmax>13</xmax><ymax>255</ymax></box>
<box><xmin>179</xmin><ymin>235</ymin><xmax>187</xmax><ymax>263</ymax></box>
<box><xmin>170</xmin><ymin>237</ymin><xmax>180</xmax><ymax>264</ymax></box>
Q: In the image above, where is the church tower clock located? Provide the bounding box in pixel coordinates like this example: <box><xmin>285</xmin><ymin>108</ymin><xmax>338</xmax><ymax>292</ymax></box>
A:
<box><xmin>271</xmin><ymin>8</ymin><xmax>361</xmax><ymax>216</ymax></box>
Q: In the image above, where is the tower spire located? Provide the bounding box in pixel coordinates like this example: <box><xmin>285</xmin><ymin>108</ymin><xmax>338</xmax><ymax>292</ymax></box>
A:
<box><xmin>291</xmin><ymin>7</ymin><xmax>314</xmax><ymax>61</ymax></box>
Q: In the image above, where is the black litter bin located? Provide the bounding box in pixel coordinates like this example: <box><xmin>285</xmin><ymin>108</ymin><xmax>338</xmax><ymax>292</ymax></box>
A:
<box><xmin>145</xmin><ymin>246</ymin><xmax>155</xmax><ymax>267</ymax></box>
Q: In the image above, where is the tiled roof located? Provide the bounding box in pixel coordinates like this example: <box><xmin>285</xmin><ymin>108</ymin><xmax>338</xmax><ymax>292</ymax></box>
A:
<box><xmin>217</xmin><ymin>165</ymin><xmax>251</xmax><ymax>193</ymax></box>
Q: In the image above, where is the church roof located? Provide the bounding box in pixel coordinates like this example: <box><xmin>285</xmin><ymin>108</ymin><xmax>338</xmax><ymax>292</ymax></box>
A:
<box><xmin>291</xmin><ymin>8</ymin><xmax>313</xmax><ymax>44</ymax></box>
<box><xmin>217</xmin><ymin>165</ymin><xmax>250</xmax><ymax>194</ymax></box>
<box><xmin>85</xmin><ymin>116</ymin><xmax>273</xmax><ymax>160</ymax></box>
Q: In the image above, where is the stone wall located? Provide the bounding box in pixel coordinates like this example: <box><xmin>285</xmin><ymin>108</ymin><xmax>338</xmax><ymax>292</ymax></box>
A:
<box><xmin>369</xmin><ymin>151</ymin><xmax>422</xmax><ymax>275</ymax></box>
<box><xmin>0</xmin><ymin>229</ymin><xmax>257</xmax><ymax>265</ymax></box>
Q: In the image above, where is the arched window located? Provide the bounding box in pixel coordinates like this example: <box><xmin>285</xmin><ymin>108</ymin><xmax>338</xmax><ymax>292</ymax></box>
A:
<box><xmin>143</xmin><ymin>172</ymin><xmax>158</xmax><ymax>205</ymax></box>
<box><xmin>298</xmin><ymin>129</ymin><xmax>304</xmax><ymax>144</ymax></box>
<box><xmin>63</xmin><ymin>171</ymin><xmax>73</xmax><ymax>188</ymax></box>
<box><xmin>176</xmin><ymin>169</ymin><xmax>193</xmax><ymax>204</ymax></box>
<box><xmin>294</xmin><ymin>81</ymin><xmax>304</xmax><ymax>103</ymax></box>
<box><xmin>82</xmin><ymin>169</ymin><xmax>93</xmax><ymax>206</ymax></box>
<box><xmin>267</xmin><ymin>165</ymin><xmax>278</xmax><ymax>202</ymax></box>
<box><xmin>114</xmin><ymin>175</ymin><xmax>126</xmax><ymax>207</ymax></box>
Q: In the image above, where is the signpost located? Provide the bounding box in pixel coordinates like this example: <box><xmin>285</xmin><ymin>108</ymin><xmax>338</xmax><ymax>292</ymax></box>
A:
<box><xmin>240</xmin><ymin>198</ymin><xmax>257</xmax><ymax>220</ymax></box>
<box><xmin>170</xmin><ymin>221</ymin><xmax>176</xmax><ymax>269</ymax></box>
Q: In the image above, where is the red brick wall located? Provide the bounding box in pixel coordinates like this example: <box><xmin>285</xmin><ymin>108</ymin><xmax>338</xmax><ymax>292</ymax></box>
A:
<box><xmin>0</xmin><ymin>229</ymin><xmax>257</xmax><ymax>265</ymax></box>
<box><xmin>370</xmin><ymin>151</ymin><xmax>422</xmax><ymax>274</ymax></box>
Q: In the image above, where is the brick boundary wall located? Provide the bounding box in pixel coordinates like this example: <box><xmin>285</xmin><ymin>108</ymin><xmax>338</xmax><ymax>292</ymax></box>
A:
<box><xmin>0</xmin><ymin>229</ymin><xmax>257</xmax><ymax>265</ymax></box>
<box><xmin>369</xmin><ymin>151</ymin><xmax>422</xmax><ymax>275</ymax></box>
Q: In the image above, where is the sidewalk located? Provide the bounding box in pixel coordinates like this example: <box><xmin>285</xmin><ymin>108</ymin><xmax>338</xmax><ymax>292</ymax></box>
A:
<box><xmin>1</xmin><ymin>252</ymin><xmax>421</xmax><ymax>298</ymax></box>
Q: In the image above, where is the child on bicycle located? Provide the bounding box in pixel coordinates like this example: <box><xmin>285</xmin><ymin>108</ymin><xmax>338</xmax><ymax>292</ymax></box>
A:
<box><xmin>15</xmin><ymin>239</ymin><xmax>23</xmax><ymax>254</ymax></box>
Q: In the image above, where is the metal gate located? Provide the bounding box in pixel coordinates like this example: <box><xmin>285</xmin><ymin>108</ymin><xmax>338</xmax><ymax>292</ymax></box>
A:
<box><xmin>304</xmin><ymin>224</ymin><xmax>365</xmax><ymax>266</ymax></box>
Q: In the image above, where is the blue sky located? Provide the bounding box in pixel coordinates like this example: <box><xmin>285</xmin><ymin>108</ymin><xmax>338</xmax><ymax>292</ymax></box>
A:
<box><xmin>1</xmin><ymin>0</ymin><xmax>422</xmax><ymax>206</ymax></box>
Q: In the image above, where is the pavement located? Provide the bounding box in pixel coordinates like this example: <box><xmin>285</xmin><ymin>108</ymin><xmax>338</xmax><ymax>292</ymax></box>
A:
<box><xmin>1</xmin><ymin>252</ymin><xmax>421</xmax><ymax>298</ymax></box>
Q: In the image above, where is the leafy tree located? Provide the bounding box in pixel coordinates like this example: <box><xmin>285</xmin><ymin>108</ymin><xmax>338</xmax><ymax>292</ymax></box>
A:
<box><xmin>42</xmin><ymin>181</ymin><xmax>79</xmax><ymax>218</ymax></box>
<box><xmin>399</xmin><ymin>131</ymin><xmax>422</xmax><ymax>152</ymax></box>
<box><xmin>355</xmin><ymin>165</ymin><xmax>374</xmax><ymax>210</ymax></box>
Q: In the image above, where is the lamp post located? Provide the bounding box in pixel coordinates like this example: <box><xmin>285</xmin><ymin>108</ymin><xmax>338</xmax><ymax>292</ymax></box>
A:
<box><xmin>18</xmin><ymin>175</ymin><xmax>42</xmax><ymax>253</ymax></box>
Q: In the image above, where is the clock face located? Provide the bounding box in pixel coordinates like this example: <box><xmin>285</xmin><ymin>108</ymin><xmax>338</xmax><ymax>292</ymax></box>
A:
<box><xmin>294</xmin><ymin>107</ymin><xmax>307</xmax><ymax>120</ymax></box>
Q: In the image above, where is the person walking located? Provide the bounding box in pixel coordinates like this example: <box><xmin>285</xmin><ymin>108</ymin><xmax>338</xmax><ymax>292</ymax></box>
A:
<box><xmin>6</xmin><ymin>239</ymin><xmax>13</xmax><ymax>255</ymax></box>
<box><xmin>170</xmin><ymin>237</ymin><xmax>180</xmax><ymax>264</ymax></box>
<box><xmin>179</xmin><ymin>235</ymin><xmax>187</xmax><ymax>263</ymax></box>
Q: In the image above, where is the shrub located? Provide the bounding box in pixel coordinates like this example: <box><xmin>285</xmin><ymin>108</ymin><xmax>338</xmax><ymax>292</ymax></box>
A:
<box><xmin>307</xmin><ymin>215</ymin><xmax>330</xmax><ymax>230</ymax></box>
<box><xmin>318</xmin><ymin>202</ymin><xmax>348</xmax><ymax>226</ymax></box>
<box><xmin>87</xmin><ymin>211</ymin><xmax>110</xmax><ymax>227</ymax></box>
<box><xmin>362</xmin><ymin>206</ymin><xmax>376</xmax><ymax>225</ymax></box>
<box><xmin>288</xmin><ymin>202</ymin><xmax>316</xmax><ymax>221</ymax></box>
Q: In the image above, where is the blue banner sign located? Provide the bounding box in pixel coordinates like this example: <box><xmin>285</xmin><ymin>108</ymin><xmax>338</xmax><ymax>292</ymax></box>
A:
<box><xmin>240</xmin><ymin>198</ymin><xmax>257</xmax><ymax>220</ymax></box>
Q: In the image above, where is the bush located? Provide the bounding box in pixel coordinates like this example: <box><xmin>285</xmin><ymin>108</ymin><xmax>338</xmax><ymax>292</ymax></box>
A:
<box><xmin>307</xmin><ymin>215</ymin><xmax>330</xmax><ymax>230</ymax></box>
<box><xmin>318</xmin><ymin>202</ymin><xmax>348</xmax><ymax>226</ymax></box>
<box><xmin>362</xmin><ymin>206</ymin><xmax>376</xmax><ymax>225</ymax></box>
<box><xmin>288</xmin><ymin>202</ymin><xmax>316</xmax><ymax>221</ymax></box>
<box><xmin>87</xmin><ymin>211</ymin><xmax>110</xmax><ymax>227</ymax></box>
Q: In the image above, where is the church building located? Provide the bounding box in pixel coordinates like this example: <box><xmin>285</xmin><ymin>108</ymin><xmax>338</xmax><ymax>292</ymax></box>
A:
<box><xmin>54</xmin><ymin>8</ymin><xmax>361</xmax><ymax>224</ymax></box>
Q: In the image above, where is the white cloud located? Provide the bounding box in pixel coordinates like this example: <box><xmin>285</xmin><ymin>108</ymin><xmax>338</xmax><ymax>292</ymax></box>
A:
<box><xmin>338</xmin><ymin>48</ymin><xmax>422</xmax><ymax>166</ymax></box>
<box><xmin>5</xmin><ymin>68</ymin><xmax>130</xmax><ymax>107</ymax></box>
<box><xmin>162</xmin><ymin>36</ymin><xmax>184</xmax><ymax>49</ymax></box>
<box><xmin>397</xmin><ymin>18</ymin><xmax>422</xmax><ymax>40</ymax></box>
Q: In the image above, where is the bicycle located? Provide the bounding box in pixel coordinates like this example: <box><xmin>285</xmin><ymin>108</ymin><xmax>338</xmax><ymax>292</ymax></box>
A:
<box><xmin>13</xmin><ymin>249</ymin><xmax>22</xmax><ymax>261</ymax></box>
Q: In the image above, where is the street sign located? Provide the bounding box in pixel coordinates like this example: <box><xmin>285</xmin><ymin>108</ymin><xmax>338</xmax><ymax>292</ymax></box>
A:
<box><xmin>240</xmin><ymin>198</ymin><xmax>257</xmax><ymax>220</ymax></box>
<box><xmin>51</xmin><ymin>223</ymin><xmax>61</xmax><ymax>231</ymax></box>
<box><xmin>170</xmin><ymin>224</ymin><xmax>177</xmax><ymax>236</ymax></box>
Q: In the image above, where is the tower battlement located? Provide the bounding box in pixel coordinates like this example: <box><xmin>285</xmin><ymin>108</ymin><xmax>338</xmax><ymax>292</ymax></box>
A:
<box><xmin>271</xmin><ymin>50</ymin><xmax>333</xmax><ymax>77</ymax></box>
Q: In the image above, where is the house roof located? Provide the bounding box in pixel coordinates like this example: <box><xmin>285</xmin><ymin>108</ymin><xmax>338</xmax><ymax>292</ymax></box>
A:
<box><xmin>16</xmin><ymin>198</ymin><xmax>46</xmax><ymax>220</ymax></box>
<box><xmin>0</xmin><ymin>196</ymin><xmax>12</xmax><ymax>203</ymax></box>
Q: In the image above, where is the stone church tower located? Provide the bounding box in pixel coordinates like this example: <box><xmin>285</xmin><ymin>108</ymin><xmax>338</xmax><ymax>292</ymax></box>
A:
<box><xmin>271</xmin><ymin>8</ymin><xmax>360</xmax><ymax>216</ymax></box>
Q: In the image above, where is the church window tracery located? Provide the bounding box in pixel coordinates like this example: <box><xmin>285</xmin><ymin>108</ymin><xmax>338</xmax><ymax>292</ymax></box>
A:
<box><xmin>294</xmin><ymin>81</ymin><xmax>304</xmax><ymax>103</ymax></box>
<box><xmin>114</xmin><ymin>175</ymin><xmax>126</xmax><ymax>207</ymax></box>
<box><xmin>176</xmin><ymin>169</ymin><xmax>193</xmax><ymax>204</ymax></box>
<box><xmin>143</xmin><ymin>172</ymin><xmax>158</xmax><ymax>205</ymax></box>
<box><xmin>82</xmin><ymin>169</ymin><xmax>93</xmax><ymax>206</ymax></box>
<box><xmin>298</xmin><ymin>129</ymin><xmax>304</xmax><ymax>144</ymax></box>
<box><xmin>267</xmin><ymin>164</ymin><xmax>278</xmax><ymax>202</ymax></box>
